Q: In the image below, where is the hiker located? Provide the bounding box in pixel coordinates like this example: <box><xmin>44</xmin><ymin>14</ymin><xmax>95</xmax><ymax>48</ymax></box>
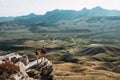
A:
<box><xmin>35</xmin><ymin>49</ymin><xmax>41</xmax><ymax>63</ymax></box>
<box><xmin>41</xmin><ymin>47</ymin><xmax>47</xmax><ymax>58</ymax></box>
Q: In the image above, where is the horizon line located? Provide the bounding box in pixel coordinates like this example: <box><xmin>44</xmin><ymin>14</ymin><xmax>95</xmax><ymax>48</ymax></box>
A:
<box><xmin>0</xmin><ymin>6</ymin><xmax>120</xmax><ymax>17</ymax></box>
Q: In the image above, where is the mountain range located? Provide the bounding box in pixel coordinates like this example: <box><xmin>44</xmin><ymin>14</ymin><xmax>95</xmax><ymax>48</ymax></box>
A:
<box><xmin>0</xmin><ymin>6</ymin><xmax>120</xmax><ymax>40</ymax></box>
<box><xmin>0</xmin><ymin>6</ymin><xmax>120</xmax><ymax>22</ymax></box>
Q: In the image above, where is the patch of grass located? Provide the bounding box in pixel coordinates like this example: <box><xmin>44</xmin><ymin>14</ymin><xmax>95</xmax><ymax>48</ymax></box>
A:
<box><xmin>112</xmin><ymin>65</ymin><xmax>120</xmax><ymax>73</ymax></box>
<box><xmin>73</xmin><ymin>67</ymin><xmax>88</xmax><ymax>73</ymax></box>
<box><xmin>55</xmin><ymin>75</ymin><xmax>116</xmax><ymax>80</ymax></box>
<box><xmin>60</xmin><ymin>53</ymin><xmax>79</xmax><ymax>63</ymax></box>
<box><xmin>47</xmin><ymin>52</ymin><xmax>64</xmax><ymax>62</ymax></box>
<box><xmin>93</xmin><ymin>53</ymin><xmax>120</xmax><ymax>62</ymax></box>
<box><xmin>94</xmin><ymin>66</ymin><xmax>111</xmax><ymax>71</ymax></box>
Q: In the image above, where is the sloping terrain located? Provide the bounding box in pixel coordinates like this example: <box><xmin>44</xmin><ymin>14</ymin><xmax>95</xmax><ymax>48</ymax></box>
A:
<box><xmin>0</xmin><ymin>6</ymin><xmax>120</xmax><ymax>80</ymax></box>
<box><xmin>0</xmin><ymin>39</ymin><xmax>120</xmax><ymax>80</ymax></box>
<box><xmin>54</xmin><ymin>45</ymin><xmax>120</xmax><ymax>80</ymax></box>
<box><xmin>0</xmin><ymin>16</ymin><xmax>120</xmax><ymax>40</ymax></box>
<box><xmin>79</xmin><ymin>45</ymin><xmax>120</xmax><ymax>55</ymax></box>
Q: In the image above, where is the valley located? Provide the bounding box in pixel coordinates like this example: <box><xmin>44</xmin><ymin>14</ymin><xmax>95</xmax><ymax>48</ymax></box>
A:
<box><xmin>0</xmin><ymin>6</ymin><xmax>120</xmax><ymax>80</ymax></box>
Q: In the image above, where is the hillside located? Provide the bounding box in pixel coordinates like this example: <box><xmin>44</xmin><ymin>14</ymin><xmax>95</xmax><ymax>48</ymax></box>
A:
<box><xmin>0</xmin><ymin>6</ymin><xmax>120</xmax><ymax>40</ymax></box>
<box><xmin>0</xmin><ymin>16</ymin><xmax>120</xmax><ymax>40</ymax></box>
<box><xmin>0</xmin><ymin>38</ymin><xmax>120</xmax><ymax>80</ymax></box>
<box><xmin>0</xmin><ymin>4</ymin><xmax>120</xmax><ymax>80</ymax></box>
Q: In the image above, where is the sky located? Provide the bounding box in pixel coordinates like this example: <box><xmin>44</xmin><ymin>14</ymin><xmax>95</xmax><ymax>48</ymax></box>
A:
<box><xmin>0</xmin><ymin>0</ymin><xmax>120</xmax><ymax>17</ymax></box>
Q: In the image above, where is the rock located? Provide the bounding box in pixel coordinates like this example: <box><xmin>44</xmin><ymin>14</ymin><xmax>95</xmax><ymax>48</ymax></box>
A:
<box><xmin>13</xmin><ymin>61</ymin><xmax>29</xmax><ymax>80</ymax></box>
<box><xmin>12</xmin><ymin>72</ymin><xmax>29</xmax><ymax>80</ymax></box>
<box><xmin>27</xmin><ymin>69</ymin><xmax>40</xmax><ymax>79</ymax></box>
<box><xmin>0</xmin><ymin>52</ymin><xmax>22</xmax><ymax>62</ymax></box>
<box><xmin>0</xmin><ymin>53</ymin><xmax>54</xmax><ymax>80</ymax></box>
<box><xmin>20</xmin><ymin>54</ymin><xmax>29</xmax><ymax>65</ymax></box>
<box><xmin>26</xmin><ymin>57</ymin><xmax>54</xmax><ymax>80</ymax></box>
<box><xmin>0</xmin><ymin>60</ymin><xmax>3</xmax><ymax>64</ymax></box>
<box><xmin>39</xmin><ymin>58</ymin><xmax>54</xmax><ymax>80</ymax></box>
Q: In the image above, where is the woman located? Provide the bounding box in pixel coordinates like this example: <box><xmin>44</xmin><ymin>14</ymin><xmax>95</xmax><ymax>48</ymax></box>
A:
<box><xmin>35</xmin><ymin>49</ymin><xmax>41</xmax><ymax>63</ymax></box>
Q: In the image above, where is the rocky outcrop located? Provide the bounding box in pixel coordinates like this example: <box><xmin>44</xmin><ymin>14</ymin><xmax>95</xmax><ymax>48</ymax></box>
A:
<box><xmin>0</xmin><ymin>53</ymin><xmax>54</xmax><ymax>80</ymax></box>
<box><xmin>26</xmin><ymin>57</ymin><xmax>54</xmax><ymax>80</ymax></box>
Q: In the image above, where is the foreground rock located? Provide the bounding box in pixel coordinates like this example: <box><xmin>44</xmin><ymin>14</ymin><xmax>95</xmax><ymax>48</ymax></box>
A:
<box><xmin>0</xmin><ymin>53</ymin><xmax>54</xmax><ymax>80</ymax></box>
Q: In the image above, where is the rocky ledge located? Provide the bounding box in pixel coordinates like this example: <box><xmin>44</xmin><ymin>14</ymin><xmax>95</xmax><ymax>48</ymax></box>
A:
<box><xmin>0</xmin><ymin>52</ymin><xmax>54</xmax><ymax>80</ymax></box>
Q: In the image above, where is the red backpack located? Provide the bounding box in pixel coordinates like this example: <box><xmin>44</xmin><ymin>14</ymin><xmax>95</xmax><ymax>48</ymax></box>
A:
<box><xmin>41</xmin><ymin>48</ymin><xmax>47</xmax><ymax>54</ymax></box>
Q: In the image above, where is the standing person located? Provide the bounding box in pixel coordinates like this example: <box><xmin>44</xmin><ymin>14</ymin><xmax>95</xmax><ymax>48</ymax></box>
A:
<box><xmin>41</xmin><ymin>47</ymin><xmax>47</xmax><ymax>58</ymax></box>
<box><xmin>35</xmin><ymin>49</ymin><xmax>41</xmax><ymax>63</ymax></box>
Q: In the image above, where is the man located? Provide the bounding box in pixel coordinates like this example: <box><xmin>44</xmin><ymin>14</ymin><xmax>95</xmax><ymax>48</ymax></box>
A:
<box><xmin>41</xmin><ymin>47</ymin><xmax>47</xmax><ymax>58</ymax></box>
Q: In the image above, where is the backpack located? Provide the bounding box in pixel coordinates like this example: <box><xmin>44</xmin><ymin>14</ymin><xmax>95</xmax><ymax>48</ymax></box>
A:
<box><xmin>41</xmin><ymin>48</ymin><xmax>47</xmax><ymax>54</ymax></box>
<box><xmin>41</xmin><ymin>48</ymin><xmax>44</xmax><ymax>53</ymax></box>
<box><xmin>35</xmin><ymin>50</ymin><xmax>40</xmax><ymax>55</ymax></box>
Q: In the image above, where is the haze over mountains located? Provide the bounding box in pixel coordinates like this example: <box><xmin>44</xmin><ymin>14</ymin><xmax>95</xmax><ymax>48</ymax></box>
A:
<box><xmin>0</xmin><ymin>6</ymin><xmax>120</xmax><ymax>22</ymax></box>
<box><xmin>0</xmin><ymin>6</ymin><xmax>120</xmax><ymax>40</ymax></box>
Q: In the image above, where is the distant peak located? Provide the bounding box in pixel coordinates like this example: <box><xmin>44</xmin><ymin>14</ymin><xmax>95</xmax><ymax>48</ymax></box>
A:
<box><xmin>28</xmin><ymin>13</ymin><xmax>36</xmax><ymax>16</ymax></box>
<box><xmin>92</xmin><ymin>6</ymin><xmax>103</xmax><ymax>10</ymax></box>
<box><xmin>82</xmin><ymin>8</ymin><xmax>88</xmax><ymax>11</ymax></box>
<box><xmin>54</xmin><ymin>9</ymin><xmax>59</xmax><ymax>11</ymax></box>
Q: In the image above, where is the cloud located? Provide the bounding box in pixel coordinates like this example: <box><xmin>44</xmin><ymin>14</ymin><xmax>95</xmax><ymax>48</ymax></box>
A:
<box><xmin>0</xmin><ymin>0</ymin><xmax>120</xmax><ymax>16</ymax></box>
<box><xmin>0</xmin><ymin>0</ymin><xmax>8</xmax><ymax>7</ymax></box>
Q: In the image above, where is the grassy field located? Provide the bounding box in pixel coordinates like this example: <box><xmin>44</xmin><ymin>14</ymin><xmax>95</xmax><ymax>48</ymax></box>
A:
<box><xmin>0</xmin><ymin>32</ymin><xmax>120</xmax><ymax>80</ymax></box>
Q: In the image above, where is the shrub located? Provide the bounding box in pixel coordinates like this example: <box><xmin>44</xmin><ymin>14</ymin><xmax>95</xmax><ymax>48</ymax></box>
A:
<box><xmin>112</xmin><ymin>65</ymin><xmax>120</xmax><ymax>73</ymax></box>
<box><xmin>60</xmin><ymin>53</ymin><xmax>79</xmax><ymax>63</ymax></box>
<box><xmin>0</xmin><ymin>61</ymin><xmax>19</xmax><ymax>80</ymax></box>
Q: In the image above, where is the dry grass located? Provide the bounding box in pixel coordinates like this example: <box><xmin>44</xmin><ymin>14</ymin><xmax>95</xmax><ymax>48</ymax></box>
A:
<box><xmin>54</xmin><ymin>63</ymin><xmax>77</xmax><ymax>72</ymax></box>
<box><xmin>1</xmin><ymin>39</ymin><xmax>120</xmax><ymax>80</ymax></box>
<box><xmin>55</xmin><ymin>75</ymin><xmax>116</xmax><ymax>80</ymax></box>
<box><xmin>54</xmin><ymin>60</ymin><xmax>120</xmax><ymax>80</ymax></box>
